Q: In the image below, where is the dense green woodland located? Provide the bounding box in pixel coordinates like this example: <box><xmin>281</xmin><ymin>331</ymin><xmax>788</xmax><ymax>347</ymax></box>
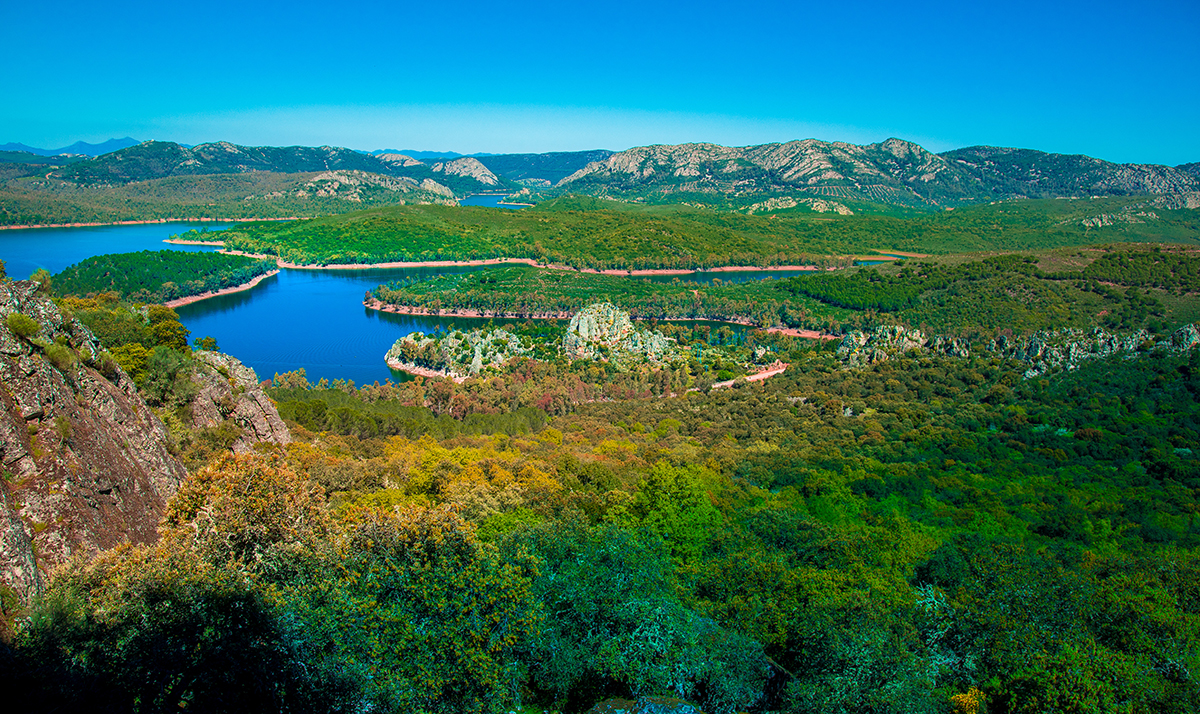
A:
<box><xmin>373</xmin><ymin>247</ymin><xmax>1200</xmax><ymax>338</ymax></box>
<box><xmin>3</xmin><ymin>198</ymin><xmax>1200</xmax><ymax>712</ymax></box>
<box><xmin>51</xmin><ymin>250</ymin><xmax>276</xmax><ymax>304</ymax></box>
<box><xmin>217</xmin><ymin>195</ymin><xmax>1200</xmax><ymax>269</ymax></box>
<box><xmin>6</xmin><ymin>328</ymin><xmax>1198</xmax><ymax>713</ymax></box>
<box><xmin>0</xmin><ymin>171</ymin><xmax>446</xmax><ymax>226</ymax></box>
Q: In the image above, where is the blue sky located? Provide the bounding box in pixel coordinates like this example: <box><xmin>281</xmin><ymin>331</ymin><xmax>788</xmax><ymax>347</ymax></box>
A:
<box><xmin>3</xmin><ymin>0</ymin><xmax>1198</xmax><ymax>164</ymax></box>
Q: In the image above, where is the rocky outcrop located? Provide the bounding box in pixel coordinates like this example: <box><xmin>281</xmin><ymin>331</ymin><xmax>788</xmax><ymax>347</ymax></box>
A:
<box><xmin>430</xmin><ymin>157</ymin><xmax>500</xmax><ymax>186</ymax></box>
<box><xmin>386</xmin><ymin>328</ymin><xmax>532</xmax><ymax>380</ymax></box>
<box><xmin>745</xmin><ymin>196</ymin><xmax>853</xmax><ymax>215</ymax></box>
<box><xmin>837</xmin><ymin>325</ymin><xmax>969</xmax><ymax>367</ymax></box>
<box><xmin>558</xmin><ymin>138</ymin><xmax>1200</xmax><ymax>208</ymax></box>
<box><xmin>276</xmin><ymin>170</ymin><xmax>456</xmax><ymax>205</ymax></box>
<box><xmin>990</xmin><ymin>324</ymin><xmax>1199</xmax><ymax>377</ymax></box>
<box><xmin>189</xmin><ymin>351</ymin><xmax>291</xmax><ymax>452</ymax></box>
<box><xmin>563</xmin><ymin>303</ymin><xmax>675</xmax><ymax>364</ymax></box>
<box><xmin>0</xmin><ymin>281</ymin><xmax>187</xmax><ymax>602</ymax></box>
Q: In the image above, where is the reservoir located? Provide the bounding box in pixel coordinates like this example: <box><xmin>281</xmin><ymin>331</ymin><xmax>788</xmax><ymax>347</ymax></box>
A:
<box><xmin>5</xmin><ymin>222</ymin><xmax>813</xmax><ymax>386</ymax></box>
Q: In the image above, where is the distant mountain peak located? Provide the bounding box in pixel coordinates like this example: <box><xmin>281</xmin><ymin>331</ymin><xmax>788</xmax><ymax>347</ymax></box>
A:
<box><xmin>0</xmin><ymin>137</ymin><xmax>140</xmax><ymax>157</ymax></box>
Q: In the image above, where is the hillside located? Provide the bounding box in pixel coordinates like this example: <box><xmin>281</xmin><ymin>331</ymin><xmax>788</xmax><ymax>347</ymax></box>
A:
<box><xmin>477</xmin><ymin>149</ymin><xmax>615</xmax><ymax>185</ymax></box>
<box><xmin>49</xmin><ymin>140</ymin><xmax>510</xmax><ymax>196</ymax></box>
<box><xmin>214</xmin><ymin>194</ymin><xmax>1200</xmax><ymax>269</ymax></box>
<box><xmin>556</xmin><ymin>138</ymin><xmax>1200</xmax><ymax>209</ymax></box>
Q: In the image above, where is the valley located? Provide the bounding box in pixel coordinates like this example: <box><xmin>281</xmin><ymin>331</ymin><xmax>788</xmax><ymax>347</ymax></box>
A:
<box><xmin>0</xmin><ymin>138</ymin><xmax>1199</xmax><ymax>713</ymax></box>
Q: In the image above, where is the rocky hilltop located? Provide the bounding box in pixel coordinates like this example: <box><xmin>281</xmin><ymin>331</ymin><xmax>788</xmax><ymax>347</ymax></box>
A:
<box><xmin>243</xmin><ymin>169</ymin><xmax>456</xmax><ymax>205</ymax></box>
<box><xmin>837</xmin><ymin>325</ymin><xmax>970</xmax><ymax>367</ymax></box>
<box><xmin>430</xmin><ymin>157</ymin><xmax>501</xmax><ymax>186</ymax></box>
<box><xmin>558</xmin><ymin>138</ymin><xmax>1200</xmax><ymax>208</ymax></box>
<box><xmin>51</xmin><ymin>141</ymin><xmax>510</xmax><ymax>197</ymax></box>
<box><xmin>837</xmin><ymin>323</ymin><xmax>1200</xmax><ymax>376</ymax></box>
<box><xmin>991</xmin><ymin>324</ymin><xmax>1200</xmax><ymax>377</ymax></box>
<box><xmin>386</xmin><ymin>328</ymin><xmax>532</xmax><ymax>381</ymax></box>
<box><xmin>563</xmin><ymin>303</ymin><xmax>675</xmax><ymax>365</ymax></box>
<box><xmin>0</xmin><ymin>281</ymin><xmax>187</xmax><ymax>602</ymax></box>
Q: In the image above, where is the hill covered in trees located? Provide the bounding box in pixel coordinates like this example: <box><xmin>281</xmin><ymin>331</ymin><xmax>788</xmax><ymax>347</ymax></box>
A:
<box><xmin>51</xmin><ymin>250</ymin><xmax>276</xmax><ymax>304</ymax></box>
<box><xmin>213</xmin><ymin>194</ymin><xmax>1200</xmax><ymax>270</ymax></box>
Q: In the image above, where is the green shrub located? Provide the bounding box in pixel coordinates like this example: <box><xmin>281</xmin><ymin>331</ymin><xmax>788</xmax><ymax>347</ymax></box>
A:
<box><xmin>43</xmin><ymin>343</ymin><xmax>77</xmax><ymax>371</ymax></box>
<box><xmin>6</xmin><ymin>312</ymin><xmax>41</xmax><ymax>339</ymax></box>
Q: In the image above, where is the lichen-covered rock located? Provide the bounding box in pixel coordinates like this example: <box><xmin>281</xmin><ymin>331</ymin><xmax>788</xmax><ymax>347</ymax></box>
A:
<box><xmin>837</xmin><ymin>325</ymin><xmax>969</xmax><ymax>367</ymax></box>
<box><xmin>563</xmin><ymin>303</ymin><xmax>675</xmax><ymax>364</ymax></box>
<box><xmin>189</xmin><ymin>351</ymin><xmax>291</xmax><ymax>451</ymax></box>
<box><xmin>587</xmin><ymin>697</ymin><xmax>702</xmax><ymax>714</ymax></box>
<box><xmin>0</xmin><ymin>280</ymin><xmax>187</xmax><ymax>603</ymax></box>
<box><xmin>386</xmin><ymin>327</ymin><xmax>531</xmax><ymax>380</ymax></box>
<box><xmin>990</xmin><ymin>323</ymin><xmax>1199</xmax><ymax>377</ymax></box>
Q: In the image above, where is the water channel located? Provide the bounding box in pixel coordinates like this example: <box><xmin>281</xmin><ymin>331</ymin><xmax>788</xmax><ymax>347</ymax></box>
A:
<box><xmin>2</xmin><ymin>217</ymin><xmax>818</xmax><ymax>386</ymax></box>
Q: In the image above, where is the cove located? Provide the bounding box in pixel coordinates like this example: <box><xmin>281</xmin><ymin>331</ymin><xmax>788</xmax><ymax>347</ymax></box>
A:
<box><xmin>11</xmin><ymin>223</ymin><xmax>819</xmax><ymax>386</ymax></box>
<box><xmin>0</xmin><ymin>223</ymin><xmax>231</xmax><ymax>279</ymax></box>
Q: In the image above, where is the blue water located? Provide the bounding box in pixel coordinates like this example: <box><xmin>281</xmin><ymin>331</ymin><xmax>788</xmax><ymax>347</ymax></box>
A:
<box><xmin>6</xmin><ymin>224</ymin><xmax>815</xmax><ymax>385</ymax></box>
<box><xmin>459</xmin><ymin>194</ymin><xmax>527</xmax><ymax>209</ymax></box>
<box><xmin>176</xmin><ymin>266</ymin><xmax>503</xmax><ymax>386</ymax></box>
<box><xmin>0</xmin><ymin>223</ymin><xmax>232</xmax><ymax>279</ymax></box>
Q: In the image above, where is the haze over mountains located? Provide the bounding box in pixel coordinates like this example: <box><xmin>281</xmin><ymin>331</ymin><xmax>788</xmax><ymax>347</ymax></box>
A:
<box><xmin>0</xmin><ymin>137</ymin><xmax>140</xmax><ymax>157</ymax></box>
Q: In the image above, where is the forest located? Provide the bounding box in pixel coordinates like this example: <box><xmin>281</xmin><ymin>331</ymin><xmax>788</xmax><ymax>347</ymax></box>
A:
<box><xmin>2</xmin><ymin>211</ymin><xmax>1199</xmax><ymax>713</ymax></box>
<box><xmin>214</xmin><ymin>195</ymin><xmax>1200</xmax><ymax>270</ymax></box>
<box><xmin>5</xmin><ymin>306</ymin><xmax>1198</xmax><ymax>713</ymax></box>
<box><xmin>50</xmin><ymin>250</ymin><xmax>276</xmax><ymax>304</ymax></box>
<box><xmin>370</xmin><ymin>247</ymin><xmax>1200</xmax><ymax>338</ymax></box>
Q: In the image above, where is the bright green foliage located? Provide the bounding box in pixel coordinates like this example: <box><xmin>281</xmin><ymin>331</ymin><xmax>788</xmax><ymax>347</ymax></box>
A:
<box><xmin>334</xmin><ymin>505</ymin><xmax>541</xmax><ymax>713</ymax></box>
<box><xmin>150</xmin><ymin>318</ymin><xmax>190</xmax><ymax>350</ymax></box>
<box><xmin>612</xmin><ymin>462</ymin><xmax>723</xmax><ymax>563</ymax></box>
<box><xmin>52</xmin><ymin>250</ymin><xmax>275</xmax><ymax>303</ymax></box>
<box><xmin>372</xmin><ymin>264</ymin><xmax>843</xmax><ymax>330</ymax></box>
<box><xmin>5</xmin><ymin>311</ymin><xmax>40</xmax><ymax>338</ymax></box>
<box><xmin>193</xmin><ymin>335</ymin><xmax>219</xmax><ymax>351</ymax></box>
<box><xmin>217</xmin><ymin>196</ymin><xmax>1200</xmax><ymax>270</ymax></box>
<box><xmin>29</xmin><ymin>268</ymin><xmax>51</xmax><ymax>294</ymax></box>
<box><xmin>109</xmin><ymin>342</ymin><xmax>151</xmax><ymax>380</ymax></box>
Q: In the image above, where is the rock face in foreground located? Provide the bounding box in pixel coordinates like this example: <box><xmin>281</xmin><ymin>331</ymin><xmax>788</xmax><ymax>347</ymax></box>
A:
<box><xmin>0</xmin><ymin>281</ymin><xmax>187</xmax><ymax>602</ymax></box>
<box><xmin>189</xmin><ymin>351</ymin><xmax>292</xmax><ymax>452</ymax></box>
<box><xmin>837</xmin><ymin>326</ymin><xmax>969</xmax><ymax>367</ymax></box>
<box><xmin>563</xmin><ymin>303</ymin><xmax>675</xmax><ymax>364</ymax></box>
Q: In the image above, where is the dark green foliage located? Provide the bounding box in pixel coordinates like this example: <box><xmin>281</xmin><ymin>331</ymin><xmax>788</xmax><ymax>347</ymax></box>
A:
<box><xmin>504</xmin><ymin>520</ymin><xmax>767</xmax><ymax>713</ymax></box>
<box><xmin>270</xmin><ymin>385</ymin><xmax>547</xmax><ymax>439</ymax></box>
<box><xmin>1054</xmin><ymin>247</ymin><xmax>1200</xmax><ymax>293</ymax></box>
<box><xmin>12</xmin><ymin>556</ymin><xmax>346</xmax><ymax>713</ymax></box>
<box><xmin>141</xmin><ymin>347</ymin><xmax>197</xmax><ymax>407</ymax></box>
<box><xmin>374</xmin><ymin>264</ymin><xmax>844</xmax><ymax>330</ymax></box>
<box><xmin>52</xmin><ymin>250</ymin><xmax>275</xmax><ymax>303</ymax></box>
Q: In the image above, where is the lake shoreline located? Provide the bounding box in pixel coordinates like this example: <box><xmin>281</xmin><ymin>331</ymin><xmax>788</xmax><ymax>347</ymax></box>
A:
<box><xmin>1</xmin><ymin>217</ymin><xmax>300</xmax><ymax>231</ymax></box>
<box><xmin>198</xmin><ymin>246</ymin><xmax>831</xmax><ymax>275</ymax></box>
<box><xmin>362</xmin><ymin>298</ymin><xmax>839</xmax><ymax>340</ymax></box>
<box><xmin>162</xmin><ymin>270</ymin><xmax>280</xmax><ymax>308</ymax></box>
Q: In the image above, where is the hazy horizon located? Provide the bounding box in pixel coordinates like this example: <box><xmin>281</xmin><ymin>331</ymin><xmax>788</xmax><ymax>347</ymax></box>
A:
<box><xmin>3</xmin><ymin>0</ymin><xmax>1198</xmax><ymax>165</ymax></box>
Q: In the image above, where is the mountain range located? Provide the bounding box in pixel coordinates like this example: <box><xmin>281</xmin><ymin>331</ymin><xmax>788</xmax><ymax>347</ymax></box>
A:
<box><xmin>2</xmin><ymin>137</ymin><xmax>1197</xmax><ymax>227</ymax></box>
<box><xmin>0</xmin><ymin>137</ymin><xmax>140</xmax><ymax>157</ymax></box>
<box><xmin>557</xmin><ymin>138</ymin><xmax>1200</xmax><ymax>208</ymax></box>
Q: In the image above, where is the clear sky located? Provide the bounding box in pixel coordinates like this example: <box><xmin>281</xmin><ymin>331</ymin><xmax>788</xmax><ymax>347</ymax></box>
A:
<box><xmin>3</xmin><ymin>0</ymin><xmax>1198</xmax><ymax>164</ymax></box>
